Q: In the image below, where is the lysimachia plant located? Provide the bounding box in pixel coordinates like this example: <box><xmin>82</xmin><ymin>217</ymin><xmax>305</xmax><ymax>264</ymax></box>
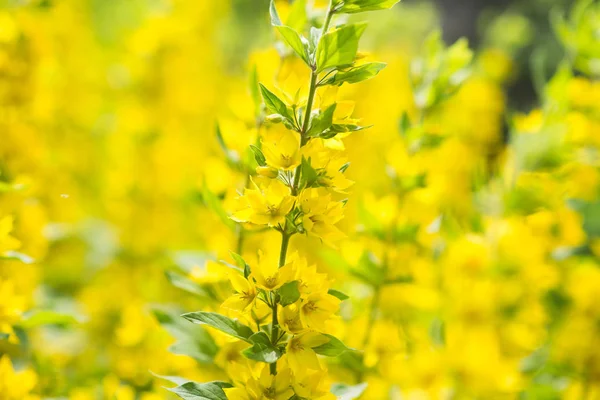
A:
<box><xmin>165</xmin><ymin>1</ymin><xmax>400</xmax><ymax>399</ymax></box>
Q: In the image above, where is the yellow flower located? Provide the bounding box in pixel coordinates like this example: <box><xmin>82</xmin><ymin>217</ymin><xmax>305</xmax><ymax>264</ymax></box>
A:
<box><xmin>252</xmin><ymin>250</ymin><xmax>296</xmax><ymax>291</ymax></box>
<box><xmin>292</xmin><ymin>370</ymin><xmax>336</xmax><ymax>400</ymax></box>
<box><xmin>221</xmin><ymin>272</ymin><xmax>257</xmax><ymax>312</ymax></box>
<box><xmin>262</xmin><ymin>127</ymin><xmax>301</xmax><ymax>171</ymax></box>
<box><xmin>299</xmin><ymin>292</ymin><xmax>340</xmax><ymax>332</ymax></box>
<box><xmin>278</xmin><ymin>303</ymin><xmax>305</xmax><ymax>334</ymax></box>
<box><xmin>298</xmin><ymin>189</ymin><xmax>345</xmax><ymax>244</ymax></box>
<box><xmin>0</xmin><ymin>356</ymin><xmax>39</xmax><ymax>400</ymax></box>
<box><xmin>285</xmin><ymin>332</ymin><xmax>328</xmax><ymax>374</ymax></box>
<box><xmin>231</xmin><ymin>179</ymin><xmax>295</xmax><ymax>227</ymax></box>
<box><xmin>288</xmin><ymin>253</ymin><xmax>330</xmax><ymax>295</ymax></box>
<box><xmin>301</xmin><ymin>139</ymin><xmax>353</xmax><ymax>193</ymax></box>
<box><xmin>224</xmin><ymin>365</ymin><xmax>293</xmax><ymax>400</ymax></box>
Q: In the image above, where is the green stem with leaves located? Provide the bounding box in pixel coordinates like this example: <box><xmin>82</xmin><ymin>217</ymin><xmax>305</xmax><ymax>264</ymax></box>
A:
<box><xmin>270</xmin><ymin>2</ymin><xmax>336</xmax><ymax>376</ymax></box>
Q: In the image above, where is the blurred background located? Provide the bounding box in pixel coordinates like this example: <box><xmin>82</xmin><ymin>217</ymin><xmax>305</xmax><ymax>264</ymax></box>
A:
<box><xmin>1</xmin><ymin>0</ymin><xmax>599</xmax><ymax>399</ymax></box>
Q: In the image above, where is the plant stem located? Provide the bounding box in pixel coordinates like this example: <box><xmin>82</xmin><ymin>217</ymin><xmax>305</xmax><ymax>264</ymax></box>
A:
<box><xmin>279</xmin><ymin>232</ymin><xmax>291</xmax><ymax>268</ymax></box>
<box><xmin>270</xmin><ymin>300</ymin><xmax>279</xmax><ymax>375</ymax></box>
<box><xmin>362</xmin><ymin>285</ymin><xmax>381</xmax><ymax>348</ymax></box>
<box><xmin>270</xmin><ymin>232</ymin><xmax>291</xmax><ymax>375</ymax></box>
<box><xmin>271</xmin><ymin>1</ymin><xmax>335</xmax><ymax>376</ymax></box>
<box><xmin>291</xmin><ymin>3</ymin><xmax>334</xmax><ymax>194</ymax></box>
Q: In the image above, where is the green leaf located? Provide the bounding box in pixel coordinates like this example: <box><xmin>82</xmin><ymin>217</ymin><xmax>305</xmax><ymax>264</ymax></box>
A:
<box><xmin>228</xmin><ymin>251</ymin><xmax>251</xmax><ymax>278</ymax></box>
<box><xmin>153</xmin><ymin>307</ymin><xmax>218</xmax><ymax>363</ymax></box>
<box><xmin>275</xmin><ymin>26</ymin><xmax>310</xmax><ymax>64</ymax></box>
<box><xmin>269</xmin><ymin>0</ymin><xmax>283</xmax><ymax>25</ymax></box>
<box><xmin>0</xmin><ymin>332</ymin><xmax>9</xmax><ymax>340</ymax></box>
<box><xmin>337</xmin><ymin>0</ymin><xmax>401</xmax><ymax>14</ymax></box>
<box><xmin>321</xmin><ymin>123</ymin><xmax>370</xmax><ymax>139</ymax></box>
<box><xmin>242</xmin><ymin>331</ymin><xmax>283</xmax><ymax>363</ymax></box>
<box><xmin>327</xmin><ymin>289</ymin><xmax>349</xmax><ymax>301</ymax></box>
<box><xmin>168</xmin><ymin>381</ymin><xmax>232</xmax><ymax>400</ymax></box>
<box><xmin>1</xmin><ymin>251</ymin><xmax>34</xmax><ymax>264</ymax></box>
<box><xmin>182</xmin><ymin>312</ymin><xmax>254</xmax><ymax>343</ymax></box>
<box><xmin>259</xmin><ymin>84</ymin><xmax>293</xmax><ymax>121</ymax></box>
<box><xmin>18</xmin><ymin>310</ymin><xmax>80</xmax><ymax>329</ymax></box>
<box><xmin>300</xmin><ymin>157</ymin><xmax>321</xmax><ymax>189</ymax></box>
<box><xmin>215</xmin><ymin>122</ymin><xmax>238</xmax><ymax>165</ymax></box>
<box><xmin>286</xmin><ymin>0</ymin><xmax>307</xmax><ymax>31</ymax></box>
<box><xmin>307</xmin><ymin>103</ymin><xmax>337</xmax><ymax>137</ymax></box>
<box><xmin>399</xmin><ymin>112</ymin><xmax>411</xmax><ymax>135</ymax></box>
<box><xmin>323</xmin><ymin>62</ymin><xmax>386</xmax><ymax>86</ymax></box>
<box><xmin>229</xmin><ymin>251</ymin><xmax>247</xmax><ymax>269</ymax></box>
<box><xmin>249</xmin><ymin>64</ymin><xmax>261</xmax><ymax>117</ymax></box>
<box><xmin>165</xmin><ymin>271</ymin><xmax>210</xmax><ymax>298</ymax></box>
<box><xmin>316</xmin><ymin>23</ymin><xmax>367</xmax><ymax>73</ymax></box>
<box><xmin>278</xmin><ymin>281</ymin><xmax>301</xmax><ymax>306</ymax></box>
<box><xmin>201</xmin><ymin>185</ymin><xmax>236</xmax><ymax>231</ymax></box>
<box><xmin>249</xmin><ymin>145</ymin><xmax>267</xmax><ymax>167</ymax></box>
<box><xmin>151</xmin><ymin>372</ymin><xmax>192</xmax><ymax>386</ymax></box>
<box><xmin>313</xmin><ymin>334</ymin><xmax>353</xmax><ymax>357</ymax></box>
<box><xmin>429</xmin><ymin>317</ymin><xmax>445</xmax><ymax>346</ymax></box>
<box><xmin>331</xmin><ymin>383</ymin><xmax>368</xmax><ymax>399</ymax></box>
<box><xmin>270</xmin><ymin>0</ymin><xmax>309</xmax><ymax>64</ymax></box>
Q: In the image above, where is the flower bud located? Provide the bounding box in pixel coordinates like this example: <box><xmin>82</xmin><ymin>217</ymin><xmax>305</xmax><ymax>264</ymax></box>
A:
<box><xmin>266</xmin><ymin>114</ymin><xmax>284</xmax><ymax>123</ymax></box>
<box><xmin>256</xmin><ymin>166</ymin><xmax>279</xmax><ymax>179</ymax></box>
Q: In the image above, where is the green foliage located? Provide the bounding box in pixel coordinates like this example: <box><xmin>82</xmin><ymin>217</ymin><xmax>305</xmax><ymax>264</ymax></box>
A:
<box><xmin>165</xmin><ymin>270</ymin><xmax>212</xmax><ymax>298</ymax></box>
<box><xmin>250</xmin><ymin>144</ymin><xmax>268</xmax><ymax>167</ymax></box>
<box><xmin>270</xmin><ymin>0</ymin><xmax>310</xmax><ymax>65</ymax></box>
<box><xmin>316</xmin><ymin>23</ymin><xmax>367</xmax><ymax>73</ymax></box>
<box><xmin>182</xmin><ymin>312</ymin><xmax>254</xmax><ymax>342</ymax></box>
<box><xmin>331</xmin><ymin>383</ymin><xmax>368</xmax><ymax>399</ymax></box>
<box><xmin>153</xmin><ymin>308</ymin><xmax>218</xmax><ymax>364</ymax></box>
<box><xmin>242</xmin><ymin>331</ymin><xmax>283</xmax><ymax>363</ymax></box>
<box><xmin>168</xmin><ymin>381</ymin><xmax>232</xmax><ymax>400</ymax></box>
<box><xmin>327</xmin><ymin>289</ymin><xmax>349</xmax><ymax>301</ymax></box>
<box><xmin>259</xmin><ymin>83</ymin><xmax>295</xmax><ymax>123</ymax></box>
<box><xmin>334</xmin><ymin>0</ymin><xmax>401</xmax><ymax>14</ymax></box>
<box><xmin>278</xmin><ymin>280</ymin><xmax>301</xmax><ymax>306</ymax></box>
<box><xmin>322</xmin><ymin>62</ymin><xmax>386</xmax><ymax>86</ymax></box>
<box><xmin>313</xmin><ymin>333</ymin><xmax>353</xmax><ymax>356</ymax></box>
<box><xmin>18</xmin><ymin>310</ymin><xmax>79</xmax><ymax>329</ymax></box>
<box><xmin>307</xmin><ymin>103</ymin><xmax>337</xmax><ymax>137</ymax></box>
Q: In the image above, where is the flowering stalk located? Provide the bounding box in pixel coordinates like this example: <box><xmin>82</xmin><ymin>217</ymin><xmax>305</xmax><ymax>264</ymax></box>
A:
<box><xmin>166</xmin><ymin>1</ymin><xmax>400</xmax><ymax>399</ymax></box>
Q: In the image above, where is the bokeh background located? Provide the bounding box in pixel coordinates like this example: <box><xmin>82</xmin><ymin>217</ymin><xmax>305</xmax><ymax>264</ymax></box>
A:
<box><xmin>1</xmin><ymin>0</ymin><xmax>599</xmax><ymax>399</ymax></box>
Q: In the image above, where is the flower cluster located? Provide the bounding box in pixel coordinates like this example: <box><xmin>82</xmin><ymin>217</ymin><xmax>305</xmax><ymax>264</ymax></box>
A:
<box><xmin>165</xmin><ymin>1</ymin><xmax>400</xmax><ymax>399</ymax></box>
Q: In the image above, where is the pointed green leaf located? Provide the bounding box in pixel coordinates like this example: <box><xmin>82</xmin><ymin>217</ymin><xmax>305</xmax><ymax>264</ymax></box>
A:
<box><xmin>286</xmin><ymin>0</ymin><xmax>307</xmax><ymax>31</ymax></box>
<box><xmin>316</xmin><ymin>23</ymin><xmax>367</xmax><ymax>73</ymax></box>
<box><xmin>337</xmin><ymin>0</ymin><xmax>402</xmax><ymax>14</ymax></box>
<box><xmin>275</xmin><ymin>26</ymin><xmax>310</xmax><ymax>64</ymax></box>
<box><xmin>242</xmin><ymin>331</ymin><xmax>283</xmax><ymax>363</ymax></box>
<box><xmin>331</xmin><ymin>383</ymin><xmax>368</xmax><ymax>399</ymax></box>
<box><xmin>201</xmin><ymin>185</ymin><xmax>236</xmax><ymax>231</ymax></box>
<box><xmin>323</xmin><ymin>62</ymin><xmax>386</xmax><ymax>86</ymax></box>
<box><xmin>182</xmin><ymin>312</ymin><xmax>254</xmax><ymax>343</ymax></box>
<box><xmin>270</xmin><ymin>0</ymin><xmax>309</xmax><ymax>64</ymax></box>
<box><xmin>18</xmin><ymin>310</ymin><xmax>80</xmax><ymax>329</ymax></box>
<box><xmin>307</xmin><ymin>103</ymin><xmax>337</xmax><ymax>137</ymax></box>
<box><xmin>300</xmin><ymin>157</ymin><xmax>320</xmax><ymax>189</ymax></box>
<box><xmin>313</xmin><ymin>334</ymin><xmax>353</xmax><ymax>357</ymax></box>
<box><xmin>168</xmin><ymin>381</ymin><xmax>232</xmax><ymax>400</ymax></box>
<box><xmin>165</xmin><ymin>271</ymin><xmax>210</xmax><ymax>298</ymax></box>
<box><xmin>259</xmin><ymin>84</ymin><xmax>293</xmax><ymax>121</ymax></box>
<box><xmin>278</xmin><ymin>281</ymin><xmax>301</xmax><ymax>306</ymax></box>
<box><xmin>250</xmin><ymin>145</ymin><xmax>267</xmax><ymax>167</ymax></box>
<box><xmin>153</xmin><ymin>307</ymin><xmax>218</xmax><ymax>363</ymax></box>
<box><xmin>327</xmin><ymin>289</ymin><xmax>349</xmax><ymax>301</ymax></box>
<box><xmin>1</xmin><ymin>251</ymin><xmax>34</xmax><ymax>264</ymax></box>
